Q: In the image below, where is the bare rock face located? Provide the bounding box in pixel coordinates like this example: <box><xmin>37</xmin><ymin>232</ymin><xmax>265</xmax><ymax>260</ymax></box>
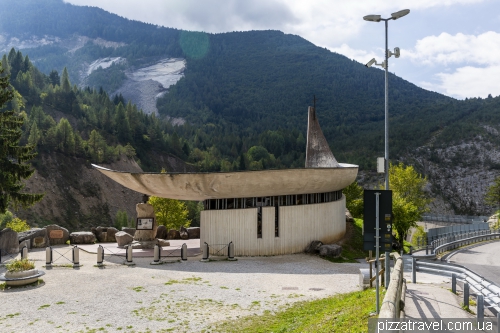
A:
<box><xmin>187</xmin><ymin>227</ymin><xmax>200</xmax><ymax>239</ymax></box>
<box><xmin>319</xmin><ymin>244</ymin><xmax>342</xmax><ymax>258</ymax></box>
<box><xmin>133</xmin><ymin>203</ymin><xmax>157</xmax><ymax>242</ymax></box>
<box><xmin>167</xmin><ymin>229</ymin><xmax>180</xmax><ymax>240</ymax></box>
<box><xmin>0</xmin><ymin>228</ymin><xmax>19</xmax><ymax>255</ymax></box>
<box><xmin>92</xmin><ymin>226</ymin><xmax>119</xmax><ymax>242</ymax></box>
<box><xmin>70</xmin><ymin>231</ymin><xmax>96</xmax><ymax>244</ymax></box>
<box><xmin>115</xmin><ymin>231</ymin><xmax>134</xmax><ymax>247</ymax></box>
<box><xmin>304</xmin><ymin>240</ymin><xmax>323</xmax><ymax>254</ymax></box>
<box><xmin>45</xmin><ymin>225</ymin><xmax>70</xmax><ymax>246</ymax></box>
<box><xmin>155</xmin><ymin>225</ymin><xmax>167</xmax><ymax>239</ymax></box>
<box><xmin>180</xmin><ymin>226</ymin><xmax>189</xmax><ymax>240</ymax></box>
<box><xmin>18</xmin><ymin>228</ymin><xmax>49</xmax><ymax>248</ymax></box>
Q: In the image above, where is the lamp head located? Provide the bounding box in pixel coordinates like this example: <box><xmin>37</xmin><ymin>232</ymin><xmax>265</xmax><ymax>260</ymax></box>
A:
<box><xmin>363</xmin><ymin>14</ymin><xmax>381</xmax><ymax>22</ymax></box>
<box><xmin>391</xmin><ymin>9</ymin><xmax>410</xmax><ymax>20</ymax></box>
<box><xmin>365</xmin><ymin>58</ymin><xmax>376</xmax><ymax>68</ymax></box>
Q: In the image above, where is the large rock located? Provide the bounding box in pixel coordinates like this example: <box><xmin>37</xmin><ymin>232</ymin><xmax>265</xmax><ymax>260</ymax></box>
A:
<box><xmin>155</xmin><ymin>225</ymin><xmax>167</xmax><ymax>239</ymax></box>
<box><xmin>115</xmin><ymin>231</ymin><xmax>134</xmax><ymax>247</ymax></box>
<box><xmin>0</xmin><ymin>228</ymin><xmax>19</xmax><ymax>255</ymax></box>
<box><xmin>45</xmin><ymin>225</ymin><xmax>70</xmax><ymax>246</ymax></box>
<box><xmin>18</xmin><ymin>228</ymin><xmax>49</xmax><ymax>248</ymax></box>
<box><xmin>319</xmin><ymin>244</ymin><xmax>342</xmax><ymax>258</ymax></box>
<box><xmin>179</xmin><ymin>226</ymin><xmax>189</xmax><ymax>240</ymax></box>
<box><xmin>167</xmin><ymin>229</ymin><xmax>180</xmax><ymax>240</ymax></box>
<box><xmin>345</xmin><ymin>210</ymin><xmax>354</xmax><ymax>223</ymax></box>
<box><xmin>304</xmin><ymin>240</ymin><xmax>323</xmax><ymax>254</ymax></box>
<box><xmin>133</xmin><ymin>203</ymin><xmax>157</xmax><ymax>242</ymax></box>
<box><xmin>70</xmin><ymin>232</ymin><xmax>96</xmax><ymax>244</ymax></box>
<box><xmin>92</xmin><ymin>226</ymin><xmax>119</xmax><ymax>242</ymax></box>
<box><xmin>122</xmin><ymin>227</ymin><xmax>136</xmax><ymax>237</ymax></box>
<box><xmin>187</xmin><ymin>227</ymin><xmax>200</xmax><ymax>239</ymax></box>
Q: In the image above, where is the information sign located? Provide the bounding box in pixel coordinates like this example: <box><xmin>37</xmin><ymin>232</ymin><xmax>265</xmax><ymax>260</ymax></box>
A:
<box><xmin>363</xmin><ymin>190</ymin><xmax>393</xmax><ymax>252</ymax></box>
<box><xmin>136</xmin><ymin>217</ymin><xmax>154</xmax><ymax>230</ymax></box>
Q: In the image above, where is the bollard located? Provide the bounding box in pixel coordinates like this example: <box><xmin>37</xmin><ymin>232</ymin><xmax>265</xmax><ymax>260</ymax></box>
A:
<box><xmin>228</xmin><ymin>241</ymin><xmax>236</xmax><ymax>261</ymax></box>
<box><xmin>125</xmin><ymin>245</ymin><xmax>134</xmax><ymax>265</ymax></box>
<box><xmin>181</xmin><ymin>243</ymin><xmax>187</xmax><ymax>261</ymax></box>
<box><xmin>412</xmin><ymin>257</ymin><xmax>416</xmax><ymax>283</ymax></box>
<box><xmin>497</xmin><ymin>312</ymin><xmax>500</xmax><ymax>333</ymax></box>
<box><xmin>426</xmin><ymin>245</ymin><xmax>429</xmax><ymax>255</ymax></box>
<box><xmin>452</xmin><ymin>273</ymin><xmax>456</xmax><ymax>294</ymax></box>
<box><xmin>477</xmin><ymin>294</ymin><xmax>484</xmax><ymax>322</ymax></box>
<box><xmin>72</xmin><ymin>246</ymin><xmax>80</xmax><ymax>267</ymax></box>
<box><xmin>153</xmin><ymin>244</ymin><xmax>160</xmax><ymax>263</ymax></box>
<box><xmin>21</xmin><ymin>246</ymin><xmax>28</xmax><ymax>260</ymax></box>
<box><xmin>46</xmin><ymin>247</ymin><xmax>52</xmax><ymax>266</ymax></box>
<box><xmin>409</xmin><ymin>246</ymin><xmax>412</xmax><ymax>255</ymax></box>
<box><xmin>464</xmin><ymin>283</ymin><xmax>469</xmax><ymax>308</ymax></box>
<box><xmin>202</xmin><ymin>242</ymin><xmax>209</xmax><ymax>261</ymax></box>
<box><xmin>97</xmin><ymin>245</ymin><xmax>104</xmax><ymax>266</ymax></box>
<box><xmin>384</xmin><ymin>251</ymin><xmax>390</xmax><ymax>289</ymax></box>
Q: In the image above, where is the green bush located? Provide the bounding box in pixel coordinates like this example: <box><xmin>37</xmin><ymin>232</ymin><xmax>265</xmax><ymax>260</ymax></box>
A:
<box><xmin>6</xmin><ymin>217</ymin><xmax>30</xmax><ymax>232</ymax></box>
<box><xmin>6</xmin><ymin>258</ymin><xmax>35</xmax><ymax>272</ymax></box>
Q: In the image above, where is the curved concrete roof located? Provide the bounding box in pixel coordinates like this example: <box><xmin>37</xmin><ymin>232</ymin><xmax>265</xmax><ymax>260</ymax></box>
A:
<box><xmin>92</xmin><ymin>164</ymin><xmax>358</xmax><ymax>201</ymax></box>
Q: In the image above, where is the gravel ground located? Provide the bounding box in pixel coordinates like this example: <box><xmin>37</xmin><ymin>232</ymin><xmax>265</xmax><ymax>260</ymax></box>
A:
<box><xmin>0</xmin><ymin>246</ymin><xmax>364</xmax><ymax>333</ymax></box>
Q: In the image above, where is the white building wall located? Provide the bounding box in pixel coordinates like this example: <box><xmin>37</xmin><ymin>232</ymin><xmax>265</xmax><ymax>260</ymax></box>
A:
<box><xmin>200</xmin><ymin>196</ymin><xmax>346</xmax><ymax>256</ymax></box>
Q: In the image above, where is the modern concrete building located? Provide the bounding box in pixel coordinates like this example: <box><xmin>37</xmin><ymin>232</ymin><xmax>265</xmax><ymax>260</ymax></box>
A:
<box><xmin>93</xmin><ymin>106</ymin><xmax>358</xmax><ymax>256</ymax></box>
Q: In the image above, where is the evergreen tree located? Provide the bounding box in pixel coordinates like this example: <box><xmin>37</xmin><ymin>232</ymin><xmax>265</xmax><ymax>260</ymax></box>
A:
<box><xmin>0</xmin><ymin>61</ymin><xmax>43</xmax><ymax>214</ymax></box>
<box><xmin>485</xmin><ymin>176</ymin><xmax>500</xmax><ymax>209</ymax></box>
<box><xmin>49</xmin><ymin>70</ymin><xmax>60</xmax><ymax>86</ymax></box>
<box><xmin>61</xmin><ymin>67</ymin><xmax>71</xmax><ymax>93</ymax></box>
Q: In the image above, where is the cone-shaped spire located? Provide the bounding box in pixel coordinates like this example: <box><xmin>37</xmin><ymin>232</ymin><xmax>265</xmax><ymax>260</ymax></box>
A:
<box><xmin>305</xmin><ymin>106</ymin><xmax>339</xmax><ymax>168</ymax></box>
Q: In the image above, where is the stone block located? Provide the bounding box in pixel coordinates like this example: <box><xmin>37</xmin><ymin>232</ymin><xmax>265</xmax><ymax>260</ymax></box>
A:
<box><xmin>115</xmin><ymin>231</ymin><xmax>134</xmax><ymax>247</ymax></box>
<box><xmin>155</xmin><ymin>225</ymin><xmax>167</xmax><ymax>239</ymax></box>
<box><xmin>187</xmin><ymin>227</ymin><xmax>200</xmax><ymax>239</ymax></box>
<box><xmin>319</xmin><ymin>244</ymin><xmax>342</xmax><ymax>258</ymax></box>
<box><xmin>18</xmin><ymin>228</ymin><xmax>49</xmax><ymax>248</ymax></box>
<box><xmin>121</xmin><ymin>227</ymin><xmax>136</xmax><ymax>236</ymax></box>
<box><xmin>133</xmin><ymin>203</ymin><xmax>157</xmax><ymax>241</ymax></box>
<box><xmin>0</xmin><ymin>228</ymin><xmax>19</xmax><ymax>255</ymax></box>
<box><xmin>167</xmin><ymin>229</ymin><xmax>180</xmax><ymax>240</ymax></box>
<box><xmin>70</xmin><ymin>231</ymin><xmax>96</xmax><ymax>244</ymax></box>
<box><xmin>304</xmin><ymin>240</ymin><xmax>323</xmax><ymax>254</ymax></box>
<box><xmin>345</xmin><ymin>210</ymin><xmax>354</xmax><ymax>223</ymax></box>
<box><xmin>180</xmin><ymin>226</ymin><xmax>189</xmax><ymax>240</ymax></box>
<box><xmin>45</xmin><ymin>225</ymin><xmax>70</xmax><ymax>246</ymax></box>
<box><xmin>93</xmin><ymin>226</ymin><xmax>119</xmax><ymax>242</ymax></box>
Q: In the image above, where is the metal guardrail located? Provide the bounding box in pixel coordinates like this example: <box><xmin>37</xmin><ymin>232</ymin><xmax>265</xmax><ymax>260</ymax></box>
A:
<box><xmin>422</xmin><ymin>214</ymin><xmax>488</xmax><ymax>224</ymax></box>
<box><xmin>427</xmin><ymin>222</ymin><xmax>490</xmax><ymax>244</ymax></box>
<box><xmin>432</xmin><ymin>230</ymin><xmax>500</xmax><ymax>256</ymax></box>
<box><xmin>412</xmin><ymin>259</ymin><xmax>500</xmax><ymax>315</ymax></box>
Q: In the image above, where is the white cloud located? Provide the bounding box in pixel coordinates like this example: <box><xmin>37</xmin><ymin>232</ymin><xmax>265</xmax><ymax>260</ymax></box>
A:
<box><xmin>408</xmin><ymin>31</ymin><xmax>500</xmax><ymax>66</ymax></box>
<box><xmin>434</xmin><ymin>65</ymin><xmax>500</xmax><ymax>98</ymax></box>
<box><xmin>331</xmin><ymin>44</ymin><xmax>381</xmax><ymax>64</ymax></box>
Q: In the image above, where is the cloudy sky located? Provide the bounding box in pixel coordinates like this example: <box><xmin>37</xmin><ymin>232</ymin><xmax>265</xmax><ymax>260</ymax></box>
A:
<box><xmin>65</xmin><ymin>0</ymin><xmax>500</xmax><ymax>100</ymax></box>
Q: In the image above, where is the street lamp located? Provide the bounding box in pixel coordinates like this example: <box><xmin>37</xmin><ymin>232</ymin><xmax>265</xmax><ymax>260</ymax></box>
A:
<box><xmin>364</xmin><ymin>9</ymin><xmax>410</xmax><ymax>190</ymax></box>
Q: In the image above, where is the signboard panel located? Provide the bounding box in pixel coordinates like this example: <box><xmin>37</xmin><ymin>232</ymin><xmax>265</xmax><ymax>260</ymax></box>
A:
<box><xmin>363</xmin><ymin>190</ymin><xmax>393</xmax><ymax>251</ymax></box>
<box><xmin>136</xmin><ymin>217</ymin><xmax>154</xmax><ymax>230</ymax></box>
<box><xmin>49</xmin><ymin>230</ymin><xmax>64</xmax><ymax>239</ymax></box>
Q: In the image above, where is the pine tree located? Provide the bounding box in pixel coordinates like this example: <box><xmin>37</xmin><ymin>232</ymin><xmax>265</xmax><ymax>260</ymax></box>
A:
<box><xmin>61</xmin><ymin>67</ymin><xmax>71</xmax><ymax>93</ymax></box>
<box><xmin>0</xmin><ymin>61</ymin><xmax>43</xmax><ymax>214</ymax></box>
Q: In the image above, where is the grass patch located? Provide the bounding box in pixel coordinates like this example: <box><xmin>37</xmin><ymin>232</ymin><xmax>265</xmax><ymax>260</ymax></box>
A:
<box><xmin>0</xmin><ymin>278</ymin><xmax>44</xmax><ymax>290</ymax></box>
<box><xmin>215</xmin><ymin>288</ymin><xmax>380</xmax><ymax>332</ymax></box>
<box><xmin>324</xmin><ymin>218</ymin><xmax>368</xmax><ymax>263</ymax></box>
<box><xmin>131</xmin><ymin>286</ymin><xmax>145</xmax><ymax>292</ymax></box>
<box><xmin>38</xmin><ymin>304</ymin><xmax>51</xmax><ymax>310</ymax></box>
<box><xmin>165</xmin><ymin>276</ymin><xmax>203</xmax><ymax>286</ymax></box>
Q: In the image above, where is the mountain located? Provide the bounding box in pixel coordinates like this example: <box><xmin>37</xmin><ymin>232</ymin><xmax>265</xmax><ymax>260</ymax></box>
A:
<box><xmin>1</xmin><ymin>0</ymin><xmax>500</xmax><ymax>217</ymax></box>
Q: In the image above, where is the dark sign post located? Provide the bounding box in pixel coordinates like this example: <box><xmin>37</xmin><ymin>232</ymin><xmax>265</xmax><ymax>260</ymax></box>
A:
<box><xmin>363</xmin><ymin>190</ymin><xmax>393</xmax><ymax>314</ymax></box>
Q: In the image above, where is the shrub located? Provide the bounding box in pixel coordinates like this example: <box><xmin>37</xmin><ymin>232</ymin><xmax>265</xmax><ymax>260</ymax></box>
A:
<box><xmin>6</xmin><ymin>217</ymin><xmax>30</xmax><ymax>232</ymax></box>
<box><xmin>6</xmin><ymin>258</ymin><xmax>35</xmax><ymax>272</ymax></box>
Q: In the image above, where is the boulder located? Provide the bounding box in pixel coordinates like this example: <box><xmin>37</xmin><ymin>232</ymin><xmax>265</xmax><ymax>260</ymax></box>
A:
<box><xmin>180</xmin><ymin>226</ymin><xmax>189</xmax><ymax>240</ymax></box>
<box><xmin>155</xmin><ymin>225</ymin><xmax>167</xmax><ymax>239</ymax></box>
<box><xmin>0</xmin><ymin>228</ymin><xmax>19</xmax><ymax>255</ymax></box>
<box><xmin>187</xmin><ymin>227</ymin><xmax>200</xmax><ymax>239</ymax></box>
<box><xmin>115</xmin><ymin>231</ymin><xmax>134</xmax><ymax>247</ymax></box>
<box><xmin>318</xmin><ymin>244</ymin><xmax>342</xmax><ymax>258</ymax></box>
<box><xmin>45</xmin><ymin>225</ymin><xmax>70</xmax><ymax>246</ymax></box>
<box><xmin>304</xmin><ymin>240</ymin><xmax>323</xmax><ymax>254</ymax></box>
<box><xmin>122</xmin><ymin>227</ymin><xmax>136</xmax><ymax>237</ymax></box>
<box><xmin>157</xmin><ymin>239</ymin><xmax>170</xmax><ymax>247</ymax></box>
<box><xmin>18</xmin><ymin>228</ymin><xmax>49</xmax><ymax>248</ymax></box>
<box><xmin>345</xmin><ymin>210</ymin><xmax>354</xmax><ymax>223</ymax></box>
<box><xmin>70</xmin><ymin>232</ymin><xmax>96</xmax><ymax>244</ymax></box>
<box><xmin>92</xmin><ymin>226</ymin><xmax>119</xmax><ymax>242</ymax></box>
<box><xmin>167</xmin><ymin>229</ymin><xmax>180</xmax><ymax>240</ymax></box>
<box><xmin>133</xmin><ymin>203</ymin><xmax>157</xmax><ymax>241</ymax></box>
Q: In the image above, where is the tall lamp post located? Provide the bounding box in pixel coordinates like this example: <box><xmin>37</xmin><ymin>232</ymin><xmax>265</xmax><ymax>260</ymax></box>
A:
<box><xmin>364</xmin><ymin>9</ymin><xmax>410</xmax><ymax>190</ymax></box>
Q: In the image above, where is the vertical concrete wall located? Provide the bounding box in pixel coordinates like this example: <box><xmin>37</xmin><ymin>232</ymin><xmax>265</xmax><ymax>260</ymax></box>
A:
<box><xmin>200</xmin><ymin>196</ymin><xmax>346</xmax><ymax>256</ymax></box>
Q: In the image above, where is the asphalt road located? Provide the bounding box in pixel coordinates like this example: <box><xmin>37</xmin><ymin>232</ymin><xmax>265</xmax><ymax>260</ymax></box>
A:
<box><xmin>447</xmin><ymin>241</ymin><xmax>500</xmax><ymax>285</ymax></box>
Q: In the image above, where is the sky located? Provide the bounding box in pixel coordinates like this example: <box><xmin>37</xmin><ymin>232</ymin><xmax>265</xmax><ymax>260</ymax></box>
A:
<box><xmin>65</xmin><ymin>0</ymin><xmax>500</xmax><ymax>100</ymax></box>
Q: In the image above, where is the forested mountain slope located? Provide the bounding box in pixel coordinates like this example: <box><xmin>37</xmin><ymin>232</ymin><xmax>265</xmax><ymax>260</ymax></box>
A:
<box><xmin>1</xmin><ymin>0</ymin><xmax>500</xmax><ymax>216</ymax></box>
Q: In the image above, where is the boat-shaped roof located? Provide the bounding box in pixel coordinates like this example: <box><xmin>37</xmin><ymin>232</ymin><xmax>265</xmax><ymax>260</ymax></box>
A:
<box><xmin>92</xmin><ymin>164</ymin><xmax>358</xmax><ymax>201</ymax></box>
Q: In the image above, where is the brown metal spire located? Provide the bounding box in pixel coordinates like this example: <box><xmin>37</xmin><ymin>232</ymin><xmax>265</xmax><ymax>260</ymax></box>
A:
<box><xmin>305</xmin><ymin>102</ymin><xmax>339</xmax><ymax>168</ymax></box>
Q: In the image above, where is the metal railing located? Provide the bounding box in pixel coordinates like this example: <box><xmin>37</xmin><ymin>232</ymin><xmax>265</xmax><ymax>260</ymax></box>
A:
<box><xmin>422</xmin><ymin>214</ymin><xmax>488</xmax><ymax>224</ymax></box>
<box><xmin>427</xmin><ymin>222</ymin><xmax>490</xmax><ymax>243</ymax></box>
<box><xmin>432</xmin><ymin>230</ymin><xmax>500</xmax><ymax>256</ymax></box>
